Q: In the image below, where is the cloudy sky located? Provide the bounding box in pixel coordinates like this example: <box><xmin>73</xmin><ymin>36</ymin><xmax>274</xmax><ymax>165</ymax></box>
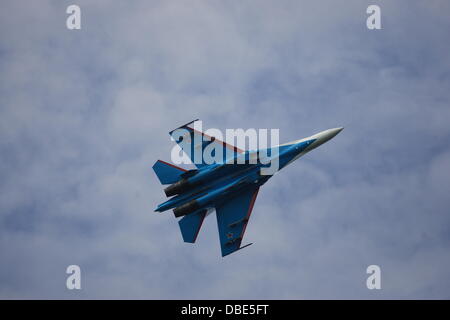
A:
<box><xmin>1</xmin><ymin>0</ymin><xmax>450</xmax><ymax>299</ymax></box>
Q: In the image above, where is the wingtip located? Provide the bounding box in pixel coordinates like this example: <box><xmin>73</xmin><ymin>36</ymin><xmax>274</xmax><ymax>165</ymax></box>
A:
<box><xmin>169</xmin><ymin>119</ymin><xmax>200</xmax><ymax>135</ymax></box>
<box><xmin>221</xmin><ymin>242</ymin><xmax>253</xmax><ymax>257</ymax></box>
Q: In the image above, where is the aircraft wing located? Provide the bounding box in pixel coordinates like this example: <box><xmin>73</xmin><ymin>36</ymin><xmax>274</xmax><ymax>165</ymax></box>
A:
<box><xmin>215</xmin><ymin>187</ymin><xmax>260</xmax><ymax>257</ymax></box>
<box><xmin>169</xmin><ymin>119</ymin><xmax>244</xmax><ymax>169</ymax></box>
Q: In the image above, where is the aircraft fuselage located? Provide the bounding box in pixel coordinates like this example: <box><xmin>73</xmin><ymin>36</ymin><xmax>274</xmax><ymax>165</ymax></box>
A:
<box><xmin>155</xmin><ymin>127</ymin><xmax>343</xmax><ymax>218</ymax></box>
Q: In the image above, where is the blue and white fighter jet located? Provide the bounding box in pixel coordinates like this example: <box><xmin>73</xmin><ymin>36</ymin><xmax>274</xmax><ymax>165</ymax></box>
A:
<box><xmin>153</xmin><ymin>120</ymin><xmax>343</xmax><ymax>257</ymax></box>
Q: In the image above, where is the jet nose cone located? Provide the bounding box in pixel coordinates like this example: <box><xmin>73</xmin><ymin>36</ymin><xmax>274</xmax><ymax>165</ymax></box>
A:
<box><xmin>306</xmin><ymin>127</ymin><xmax>344</xmax><ymax>151</ymax></box>
<box><xmin>329</xmin><ymin>127</ymin><xmax>344</xmax><ymax>138</ymax></box>
<box><xmin>320</xmin><ymin>127</ymin><xmax>344</xmax><ymax>142</ymax></box>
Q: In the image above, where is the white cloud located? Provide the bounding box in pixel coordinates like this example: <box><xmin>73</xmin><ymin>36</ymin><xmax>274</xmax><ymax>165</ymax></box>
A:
<box><xmin>1</xmin><ymin>0</ymin><xmax>450</xmax><ymax>299</ymax></box>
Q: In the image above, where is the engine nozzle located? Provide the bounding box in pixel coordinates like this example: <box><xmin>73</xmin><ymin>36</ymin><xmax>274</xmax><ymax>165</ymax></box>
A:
<box><xmin>173</xmin><ymin>200</ymin><xmax>200</xmax><ymax>217</ymax></box>
<box><xmin>164</xmin><ymin>178</ymin><xmax>190</xmax><ymax>197</ymax></box>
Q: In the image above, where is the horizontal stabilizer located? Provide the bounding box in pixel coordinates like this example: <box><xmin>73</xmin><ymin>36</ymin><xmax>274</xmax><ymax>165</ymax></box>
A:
<box><xmin>178</xmin><ymin>209</ymin><xmax>207</xmax><ymax>243</ymax></box>
<box><xmin>152</xmin><ymin>160</ymin><xmax>186</xmax><ymax>185</ymax></box>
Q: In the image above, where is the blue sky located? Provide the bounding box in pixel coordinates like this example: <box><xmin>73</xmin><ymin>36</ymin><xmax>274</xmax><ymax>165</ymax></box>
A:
<box><xmin>1</xmin><ymin>0</ymin><xmax>450</xmax><ymax>299</ymax></box>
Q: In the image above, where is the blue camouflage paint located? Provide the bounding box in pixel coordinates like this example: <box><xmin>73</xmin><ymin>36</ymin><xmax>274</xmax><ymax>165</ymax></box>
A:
<box><xmin>153</xmin><ymin>120</ymin><xmax>342</xmax><ymax>256</ymax></box>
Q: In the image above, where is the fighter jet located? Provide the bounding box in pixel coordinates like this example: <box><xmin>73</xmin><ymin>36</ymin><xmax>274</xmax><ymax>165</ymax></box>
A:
<box><xmin>153</xmin><ymin>120</ymin><xmax>343</xmax><ymax>257</ymax></box>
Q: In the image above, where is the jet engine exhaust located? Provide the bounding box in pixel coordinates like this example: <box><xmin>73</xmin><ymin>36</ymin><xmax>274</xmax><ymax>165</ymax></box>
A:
<box><xmin>173</xmin><ymin>200</ymin><xmax>201</xmax><ymax>217</ymax></box>
<box><xmin>164</xmin><ymin>179</ymin><xmax>190</xmax><ymax>197</ymax></box>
